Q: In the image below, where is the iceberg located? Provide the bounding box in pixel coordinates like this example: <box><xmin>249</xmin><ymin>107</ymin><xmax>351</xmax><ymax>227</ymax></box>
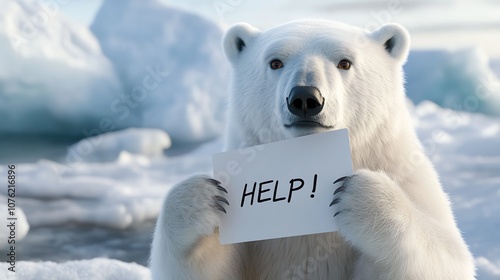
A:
<box><xmin>67</xmin><ymin>128</ymin><xmax>171</xmax><ymax>163</ymax></box>
<box><xmin>405</xmin><ymin>48</ymin><xmax>500</xmax><ymax>116</ymax></box>
<box><xmin>0</xmin><ymin>0</ymin><xmax>124</xmax><ymax>137</ymax></box>
<box><xmin>91</xmin><ymin>0</ymin><xmax>231</xmax><ymax>143</ymax></box>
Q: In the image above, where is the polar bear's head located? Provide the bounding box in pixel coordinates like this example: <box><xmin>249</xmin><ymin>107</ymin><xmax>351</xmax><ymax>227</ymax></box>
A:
<box><xmin>223</xmin><ymin>20</ymin><xmax>410</xmax><ymax>148</ymax></box>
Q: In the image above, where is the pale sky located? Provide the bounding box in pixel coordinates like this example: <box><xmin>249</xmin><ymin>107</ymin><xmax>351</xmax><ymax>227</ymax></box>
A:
<box><xmin>60</xmin><ymin>0</ymin><xmax>500</xmax><ymax>59</ymax></box>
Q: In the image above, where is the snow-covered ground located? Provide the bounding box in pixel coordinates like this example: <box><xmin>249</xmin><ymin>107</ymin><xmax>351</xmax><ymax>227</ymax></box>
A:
<box><xmin>411</xmin><ymin>102</ymin><xmax>500</xmax><ymax>279</ymax></box>
<box><xmin>0</xmin><ymin>258</ymin><xmax>150</xmax><ymax>280</ymax></box>
<box><xmin>0</xmin><ymin>0</ymin><xmax>499</xmax><ymax>279</ymax></box>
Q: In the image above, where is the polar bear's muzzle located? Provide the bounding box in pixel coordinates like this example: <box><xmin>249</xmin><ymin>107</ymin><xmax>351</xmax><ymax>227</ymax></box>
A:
<box><xmin>286</xmin><ymin>86</ymin><xmax>325</xmax><ymax>118</ymax></box>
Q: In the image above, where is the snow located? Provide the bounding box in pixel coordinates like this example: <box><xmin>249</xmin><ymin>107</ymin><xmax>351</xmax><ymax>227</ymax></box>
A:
<box><xmin>0</xmin><ymin>136</ymin><xmax>221</xmax><ymax>229</ymax></box>
<box><xmin>410</xmin><ymin>101</ymin><xmax>500</xmax><ymax>279</ymax></box>
<box><xmin>91</xmin><ymin>0</ymin><xmax>230</xmax><ymax>143</ymax></box>
<box><xmin>0</xmin><ymin>258</ymin><xmax>150</xmax><ymax>280</ymax></box>
<box><xmin>0</xmin><ymin>0</ymin><xmax>124</xmax><ymax>136</ymax></box>
<box><xmin>2</xmin><ymin>160</ymin><xmax>163</xmax><ymax>229</ymax></box>
<box><xmin>405</xmin><ymin>48</ymin><xmax>500</xmax><ymax>116</ymax></box>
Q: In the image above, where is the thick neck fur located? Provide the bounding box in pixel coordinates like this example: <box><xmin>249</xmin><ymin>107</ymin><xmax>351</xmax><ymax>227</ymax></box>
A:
<box><xmin>350</xmin><ymin>104</ymin><xmax>421</xmax><ymax>185</ymax></box>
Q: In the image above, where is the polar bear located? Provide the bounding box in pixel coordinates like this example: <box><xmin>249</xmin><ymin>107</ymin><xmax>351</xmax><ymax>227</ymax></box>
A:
<box><xmin>150</xmin><ymin>20</ymin><xmax>475</xmax><ymax>279</ymax></box>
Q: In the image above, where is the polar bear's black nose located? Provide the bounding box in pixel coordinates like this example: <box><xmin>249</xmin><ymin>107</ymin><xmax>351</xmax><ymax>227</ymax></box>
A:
<box><xmin>287</xmin><ymin>86</ymin><xmax>325</xmax><ymax>118</ymax></box>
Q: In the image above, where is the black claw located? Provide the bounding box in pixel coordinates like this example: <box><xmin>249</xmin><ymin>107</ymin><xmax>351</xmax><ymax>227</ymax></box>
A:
<box><xmin>329</xmin><ymin>197</ymin><xmax>341</xmax><ymax>207</ymax></box>
<box><xmin>333</xmin><ymin>176</ymin><xmax>349</xmax><ymax>184</ymax></box>
<box><xmin>215</xmin><ymin>195</ymin><xmax>230</xmax><ymax>206</ymax></box>
<box><xmin>214</xmin><ymin>203</ymin><xmax>227</xmax><ymax>214</ymax></box>
<box><xmin>333</xmin><ymin>185</ymin><xmax>347</xmax><ymax>195</ymax></box>
<box><xmin>207</xmin><ymin>178</ymin><xmax>222</xmax><ymax>185</ymax></box>
<box><xmin>216</xmin><ymin>185</ymin><xmax>228</xmax><ymax>193</ymax></box>
<box><xmin>334</xmin><ymin>211</ymin><xmax>342</xmax><ymax>217</ymax></box>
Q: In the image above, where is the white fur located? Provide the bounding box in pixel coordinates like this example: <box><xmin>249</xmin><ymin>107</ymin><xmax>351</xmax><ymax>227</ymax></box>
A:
<box><xmin>150</xmin><ymin>20</ymin><xmax>475</xmax><ymax>279</ymax></box>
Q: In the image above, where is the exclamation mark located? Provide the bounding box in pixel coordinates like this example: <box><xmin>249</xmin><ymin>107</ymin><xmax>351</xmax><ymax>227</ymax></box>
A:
<box><xmin>310</xmin><ymin>174</ymin><xmax>318</xmax><ymax>198</ymax></box>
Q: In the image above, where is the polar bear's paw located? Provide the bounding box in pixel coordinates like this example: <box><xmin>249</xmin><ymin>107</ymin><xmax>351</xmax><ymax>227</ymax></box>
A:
<box><xmin>330</xmin><ymin>169</ymin><xmax>412</xmax><ymax>256</ymax></box>
<box><xmin>164</xmin><ymin>175</ymin><xmax>229</xmax><ymax>241</ymax></box>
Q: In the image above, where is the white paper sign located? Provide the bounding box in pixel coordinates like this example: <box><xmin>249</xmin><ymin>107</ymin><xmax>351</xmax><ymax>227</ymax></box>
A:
<box><xmin>213</xmin><ymin>129</ymin><xmax>353</xmax><ymax>244</ymax></box>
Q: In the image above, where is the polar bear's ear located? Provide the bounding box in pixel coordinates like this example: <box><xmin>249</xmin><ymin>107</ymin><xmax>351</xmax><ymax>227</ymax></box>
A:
<box><xmin>223</xmin><ymin>22</ymin><xmax>261</xmax><ymax>62</ymax></box>
<box><xmin>370</xmin><ymin>23</ymin><xmax>410</xmax><ymax>63</ymax></box>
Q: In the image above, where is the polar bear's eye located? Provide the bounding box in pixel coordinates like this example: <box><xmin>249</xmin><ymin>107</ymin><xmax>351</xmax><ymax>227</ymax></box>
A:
<box><xmin>270</xmin><ymin>59</ymin><xmax>284</xmax><ymax>70</ymax></box>
<box><xmin>337</xmin><ymin>60</ymin><xmax>351</xmax><ymax>70</ymax></box>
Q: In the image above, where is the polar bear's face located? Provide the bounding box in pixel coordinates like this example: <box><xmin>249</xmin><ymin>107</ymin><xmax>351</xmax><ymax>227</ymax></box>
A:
<box><xmin>223</xmin><ymin>20</ymin><xmax>410</xmax><ymax>145</ymax></box>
